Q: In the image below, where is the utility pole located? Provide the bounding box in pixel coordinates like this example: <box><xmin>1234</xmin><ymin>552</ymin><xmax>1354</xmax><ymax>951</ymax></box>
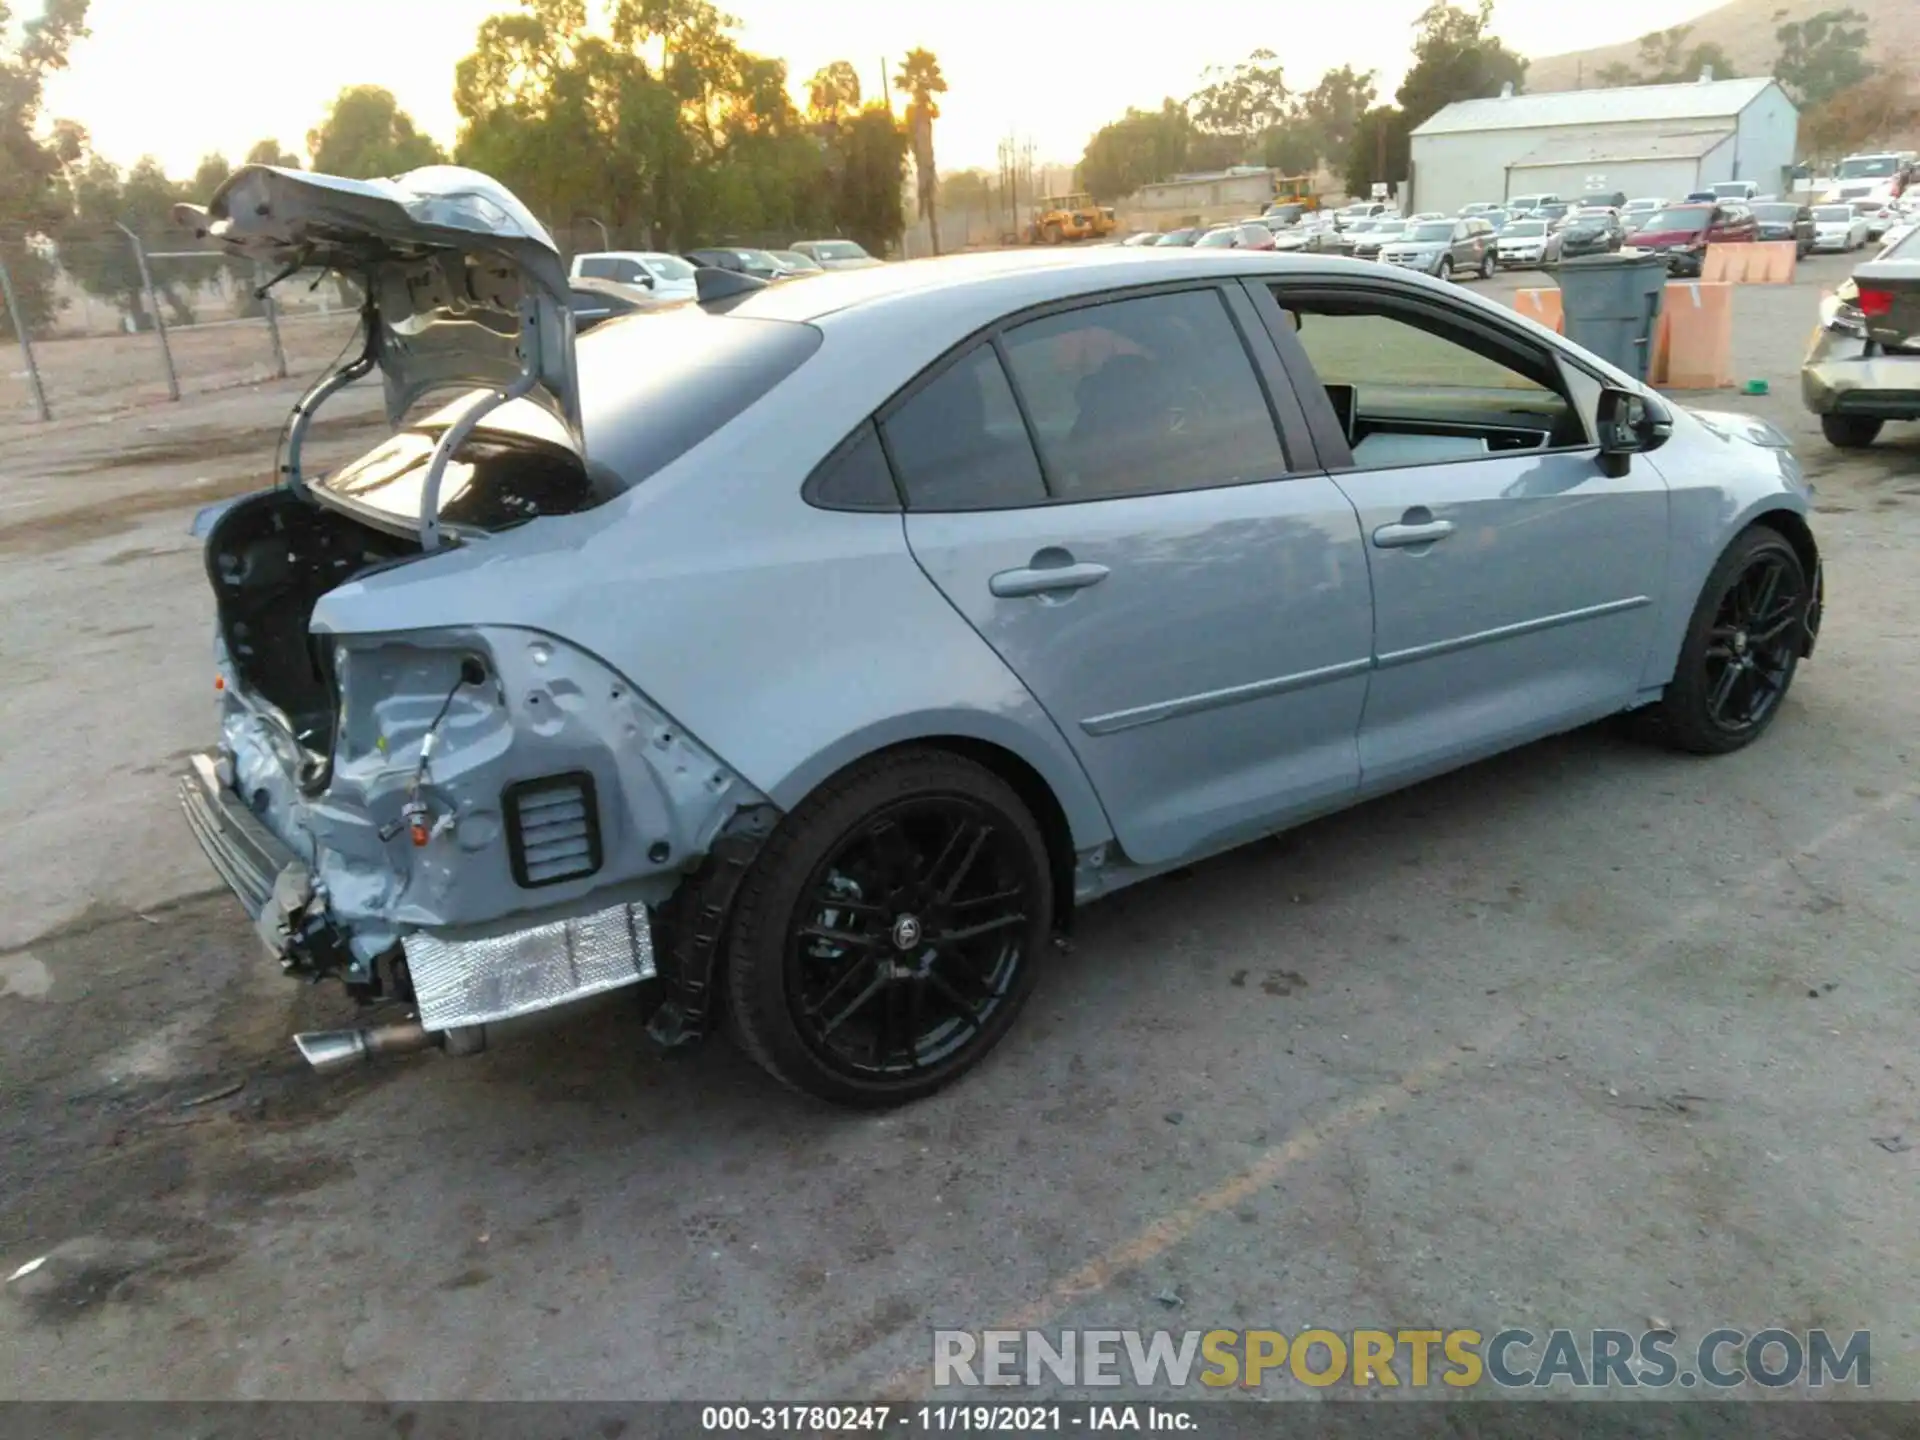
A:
<box><xmin>880</xmin><ymin>58</ymin><xmax>892</xmax><ymax>114</ymax></box>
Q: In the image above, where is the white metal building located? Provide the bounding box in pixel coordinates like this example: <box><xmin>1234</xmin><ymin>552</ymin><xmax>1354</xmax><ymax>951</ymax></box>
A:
<box><xmin>1408</xmin><ymin>76</ymin><xmax>1799</xmax><ymax>215</ymax></box>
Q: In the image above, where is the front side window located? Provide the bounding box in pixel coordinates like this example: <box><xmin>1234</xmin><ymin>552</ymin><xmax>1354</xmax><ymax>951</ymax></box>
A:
<box><xmin>881</xmin><ymin>346</ymin><xmax>1046</xmax><ymax>511</ymax></box>
<box><xmin>998</xmin><ymin>289</ymin><xmax>1287</xmax><ymax>502</ymax></box>
<box><xmin>1273</xmin><ymin>292</ymin><xmax>1582</xmax><ymax>470</ymax></box>
<box><xmin>577</xmin><ymin>257</ymin><xmax>616</xmax><ymax>279</ymax></box>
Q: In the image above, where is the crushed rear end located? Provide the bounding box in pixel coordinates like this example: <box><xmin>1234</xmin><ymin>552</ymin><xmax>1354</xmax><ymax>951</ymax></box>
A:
<box><xmin>173</xmin><ymin>164</ymin><xmax>776</xmax><ymax>1072</ymax></box>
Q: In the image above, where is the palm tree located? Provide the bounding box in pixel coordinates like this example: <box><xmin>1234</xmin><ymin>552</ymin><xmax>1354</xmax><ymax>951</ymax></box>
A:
<box><xmin>893</xmin><ymin>48</ymin><xmax>947</xmax><ymax>254</ymax></box>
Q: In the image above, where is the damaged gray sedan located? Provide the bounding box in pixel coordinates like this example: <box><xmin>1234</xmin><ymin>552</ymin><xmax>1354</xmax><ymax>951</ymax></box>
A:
<box><xmin>178</xmin><ymin>164</ymin><xmax>1823</xmax><ymax>1107</ymax></box>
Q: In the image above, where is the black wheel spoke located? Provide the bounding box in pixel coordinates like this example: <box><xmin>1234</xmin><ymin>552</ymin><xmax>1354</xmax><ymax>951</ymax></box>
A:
<box><xmin>930</xmin><ymin>910</ymin><xmax>1028</xmax><ymax>946</ymax></box>
<box><xmin>797</xmin><ymin>923</ymin><xmax>885</xmax><ymax>950</ymax></box>
<box><xmin>925</xmin><ymin>970</ymin><xmax>986</xmax><ymax>1031</ymax></box>
<box><xmin>950</xmin><ymin>885</ymin><xmax>1026</xmax><ymax>912</ymax></box>
<box><xmin>1746</xmin><ymin>563</ymin><xmax>1782</xmax><ymax>627</ymax></box>
<box><xmin>819</xmin><ymin>966</ymin><xmax>888</xmax><ymax>1037</ymax></box>
<box><xmin>930</xmin><ymin>821</ymin><xmax>992</xmax><ymax>903</ymax></box>
<box><xmin>807</xmin><ymin>950</ymin><xmax>877</xmax><ymax>1016</ymax></box>
<box><xmin>1706</xmin><ymin>662</ymin><xmax>1742</xmax><ymax>720</ymax></box>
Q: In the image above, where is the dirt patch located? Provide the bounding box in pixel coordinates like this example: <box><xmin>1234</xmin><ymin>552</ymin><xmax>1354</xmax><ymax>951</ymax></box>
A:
<box><xmin>0</xmin><ymin>894</ymin><xmax>408</xmax><ymax>1322</ymax></box>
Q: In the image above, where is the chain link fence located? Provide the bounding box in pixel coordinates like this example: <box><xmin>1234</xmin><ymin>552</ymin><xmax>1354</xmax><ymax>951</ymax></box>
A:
<box><xmin>1</xmin><ymin>223</ymin><xmax>363</xmax><ymax>428</ymax></box>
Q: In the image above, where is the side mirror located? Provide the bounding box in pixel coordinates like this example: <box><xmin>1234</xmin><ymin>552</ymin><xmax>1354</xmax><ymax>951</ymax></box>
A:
<box><xmin>1596</xmin><ymin>387</ymin><xmax>1672</xmax><ymax>476</ymax></box>
<box><xmin>637</xmin><ymin>272</ymin><xmax>655</xmax><ymax>288</ymax></box>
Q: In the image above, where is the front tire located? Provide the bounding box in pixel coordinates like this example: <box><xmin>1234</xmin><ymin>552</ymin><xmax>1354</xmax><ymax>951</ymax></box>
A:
<box><xmin>723</xmin><ymin>748</ymin><xmax>1053</xmax><ymax>1107</ymax></box>
<box><xmin>1821</xmin><ymin>413</ymin><xmax>1882</xmax><ymax>448</ymax></box>
<box><xmin>1636</xmin><ymin>527</ymin><xmax>1808</xmax><ymax>755</ymax></box>
<box><xmin>1436</xmin><ymin>256</ymin><xmax>1453</xmax><ymax>281</ymax></box>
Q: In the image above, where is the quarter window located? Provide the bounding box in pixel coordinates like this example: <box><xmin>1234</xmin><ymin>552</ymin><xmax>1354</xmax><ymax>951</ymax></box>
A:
<box><xmin>881</xmin><ymin>346</ymin><xmax>1047</xmax><ymax>511</ymax></box>
<box><xmin>806</xmin><ymin>421</ymin><xmax>900</xmax><ymax>511</ymax></box>
<box><xmin>998</xmin><ymin>289</ymin><xmax>1288</xmax><ymax>501</ymax></box>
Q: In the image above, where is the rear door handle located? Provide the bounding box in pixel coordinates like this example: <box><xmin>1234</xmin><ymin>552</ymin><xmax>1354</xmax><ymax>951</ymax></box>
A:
<box><xmin>1372</xmin><ymin>519</ymin><xmax>1455</xmax><ymax>549</ymax></box>
<box><xmin>989</xmin><ymin>560</ymin><xmax>1111</xmax><ymax>598</ymax></box>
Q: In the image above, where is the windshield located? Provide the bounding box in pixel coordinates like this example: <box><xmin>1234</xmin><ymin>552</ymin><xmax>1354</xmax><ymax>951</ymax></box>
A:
<box><xmin>1837</xmin><ymin>156</ymin><xmax>1897</xmax><ymax>179</ymax></box>
<box><xmin>1370</xmin><ymin>224</ymin><xmax>1406</xmax><ymax>240</ymax></box>
<box><xmin>1711</xmin><ymin>184</ymin><xmax>1750</xmax><ymax>196</ymax></box>
<box><xmin>1641</xmin><ymin>208</ymin><xmax>1710</xmax><ymax>233</ymax></box>
<box><xmin>1195</xmin><ymin>229</ymin><xmax>1238</xmax><ymax>248</ymax></box>
<box><xmin>1754</xmin><ymin>205</ymin><xmax>1799</xmax><ymax>221</ymax></box>
<box><xmin>1504</xmin><ymin>221</ymin><xmax>1547</xmax><ymax>236</ymax></box>
<box><xmin>1408</xmin><ymin>223</ymin><xmax>1453</xmax><ymax>242</ymax></box>
<box><xmin>646</xmin><ymin>255</ymin><xmax>697</xmax><ymax>280</ymax></box>
<box><xmin>316</xmin><ymin>310</ymin><xmax>823</xmax><ymax>524</ymax></box>
<box><xmin>812</xmin><ymin>240</ymin><xmax>869</xmax><ymax>260</ymax></box>
<box><xmin>1156</xmin><ymin>229</ymin><xmax>1196</xmax><ymax>245</ymax></box>
<box><xmin>1813</xmin><ymin>205</ymin><xmax>1852</xmax><ymax>222</ymax></box>
<box><xmin>1624</xmin><ymin>199</ymin><xmax>1660</xmax><ymax>210</ymax></box>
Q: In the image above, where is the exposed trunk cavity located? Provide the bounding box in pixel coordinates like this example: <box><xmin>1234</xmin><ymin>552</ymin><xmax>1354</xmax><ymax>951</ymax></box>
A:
<box><xmin>204</xmin><ymin>491</ymin><xmax>418</xmax><ymax>763</ymax></box>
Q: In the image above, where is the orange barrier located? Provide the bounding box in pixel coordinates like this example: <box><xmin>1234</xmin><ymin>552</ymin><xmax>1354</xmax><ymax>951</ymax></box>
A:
<box><xmin>1650</xmin><ymin>280</ymin><xmax>1733</xmax><ymax>389</ymax></box>
<box><xmin>1510</xmin><ymin>287</ymin><xmax>1564</xmax><ymax>333</ymax></box>
<box><xmin>1701</xmin><ymin>241</ymin><xmax>1796</xmax><ymax>285</ymax></box>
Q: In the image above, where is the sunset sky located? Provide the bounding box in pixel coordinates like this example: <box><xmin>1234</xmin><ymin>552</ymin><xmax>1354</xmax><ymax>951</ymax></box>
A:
<box><xmin>38</xmin><ymin>0</ymin><xmax>1724</xmax><ymax>177</ymax></box>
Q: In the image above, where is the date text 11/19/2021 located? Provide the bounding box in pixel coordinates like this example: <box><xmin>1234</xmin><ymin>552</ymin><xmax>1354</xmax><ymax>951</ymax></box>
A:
<box><xmin>701</xmin><ymin>1405</ymin><xmax>1194</xmax><ymax>1432</ymax></box>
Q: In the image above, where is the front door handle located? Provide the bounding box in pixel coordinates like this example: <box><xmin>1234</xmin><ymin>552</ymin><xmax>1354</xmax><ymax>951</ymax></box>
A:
<box><xmin>989</xmin><ymin>558</ymin><xmax>1111</xmax><ymax>598</ymax></box>
<box><xmin>1372</xmin><ymin>516</ymin><xmax>1455</xmax><ymax>549</ymax></box>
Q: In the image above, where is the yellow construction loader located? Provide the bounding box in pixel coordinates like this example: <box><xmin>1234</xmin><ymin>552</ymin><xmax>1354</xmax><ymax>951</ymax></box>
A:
<box><xmin>1027</xmin><ymin>193</ymin><xmax>1118</xmax><ymax>244</ymax></box>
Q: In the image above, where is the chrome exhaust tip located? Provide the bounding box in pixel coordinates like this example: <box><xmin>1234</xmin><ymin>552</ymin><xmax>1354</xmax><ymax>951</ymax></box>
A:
<box><xmin>294</xmin><ymin>1021</ymin><xmax>436</xmax><ymax>1075</ymax></box>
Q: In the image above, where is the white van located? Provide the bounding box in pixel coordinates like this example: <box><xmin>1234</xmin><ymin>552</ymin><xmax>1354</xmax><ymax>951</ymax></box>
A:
<box><xmin>568</xmin><ymin>251</ymin><xmax>699</xmax><ymax>301</ymax></box>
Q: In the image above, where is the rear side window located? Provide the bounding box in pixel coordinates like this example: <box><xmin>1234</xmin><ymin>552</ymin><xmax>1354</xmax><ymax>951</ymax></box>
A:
<box><xmin>805</xmin><ymin>421</ymin><xmax>899</xmax><ymax>511</ymax></box>
<box><xmin>998</xmin><ymin>289</ymin><xmax>1288</xmax><ymax>501</ymax></box>
<box><xmin>578</xmin><ymin>257</ymin><xmax>616</xmax><ymax>279</ymax></box>
<box><xmin>881</xmin><ymin>347</ymin><xmax>1046</xmax><ymax>510</ymax></box>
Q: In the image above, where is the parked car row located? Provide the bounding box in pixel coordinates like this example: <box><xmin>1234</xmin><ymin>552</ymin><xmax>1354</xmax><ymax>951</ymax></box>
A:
<box><xmin>564</xmin><ymin>239</ymin><xmax>881</xmax><ymax>329</ymax></box>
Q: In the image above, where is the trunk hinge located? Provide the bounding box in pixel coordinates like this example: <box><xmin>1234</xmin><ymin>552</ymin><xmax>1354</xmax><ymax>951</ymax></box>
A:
<box><xmin>281</xmin><ymin>291</ymin><xmax>379</xmax><ymax>496</ymax></box>
<box><xmin>417</xmin><ymin>298</ymin><xmax>544</xmax><ymax>552</ymax></box>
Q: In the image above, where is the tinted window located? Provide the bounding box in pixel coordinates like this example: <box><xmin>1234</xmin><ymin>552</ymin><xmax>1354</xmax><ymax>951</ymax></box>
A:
<box><xmin>613</xmin><ymin>260</ymin><xmax>646</xmax><ymax>283</ymax></box>
<box><xmin>882</xmin><ymin>346</ymin><xmax>1046</xmax><ymax>511</ymax></box>
<box><xmin>578</xmin><ymin>257</ymin><xmax>616</xmax><ymax>279</ymax></box>
<box><xmin>1754</xmin><ymin>205</ymin><xmax>1798</xmax><ymax>222</ymax></box>
<box><xmin>806</xmin><ymin>421</ymin><xmax>899</xmax><ymax>511</ymax></box>
<box><xmin>999</xmin><ymin>289</ymin><xmax>1287</xmax><ymax>502</ymax></box>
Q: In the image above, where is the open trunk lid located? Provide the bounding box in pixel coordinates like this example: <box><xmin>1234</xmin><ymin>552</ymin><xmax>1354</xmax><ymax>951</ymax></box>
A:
<box><xmin>177</xmin><ymin>164</ymin><xmax>580</xmax><ymax>544</ymax></box>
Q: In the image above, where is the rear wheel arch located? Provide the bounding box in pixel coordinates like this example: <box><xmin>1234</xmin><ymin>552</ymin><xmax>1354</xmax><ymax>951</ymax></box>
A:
<box><xmin>764</xmin><ymin>716</ymin><xmax>1111</xmax><ymax>871</ymax></box>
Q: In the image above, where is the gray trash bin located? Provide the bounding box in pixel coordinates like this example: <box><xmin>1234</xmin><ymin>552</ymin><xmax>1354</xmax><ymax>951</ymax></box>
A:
<box><xmin>1553</xmin><ymin>253</ymin><xmax>1667</xmax><ymax>382</ymax></box>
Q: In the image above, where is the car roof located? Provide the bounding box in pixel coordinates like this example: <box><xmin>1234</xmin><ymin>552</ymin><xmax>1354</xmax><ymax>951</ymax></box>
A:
<box><xmin>721</xmin><ymin>248</ymin><xmax>1506</xmax><ymax>342</ymax></box>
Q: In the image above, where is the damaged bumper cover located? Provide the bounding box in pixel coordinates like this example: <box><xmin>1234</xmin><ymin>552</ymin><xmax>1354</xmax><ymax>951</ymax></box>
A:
<box><xmin>181</xmin><ymin>624</ymin><xmax>776</xmax><ymax>1049</ymax></box>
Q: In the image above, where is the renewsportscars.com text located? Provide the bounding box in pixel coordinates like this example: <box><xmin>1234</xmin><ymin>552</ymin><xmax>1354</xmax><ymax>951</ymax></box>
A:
<box><xmin>932</xmin><ymin>1327</ymin><xmax>1871</xmax><ymax>1390</ymax></box>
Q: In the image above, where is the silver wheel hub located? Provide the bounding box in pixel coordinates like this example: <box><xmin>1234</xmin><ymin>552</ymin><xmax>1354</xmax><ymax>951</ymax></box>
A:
<box><xmin>891</xmin><ymin>913</ymin><xmax>923</xmax><ymax>951</ymax></box>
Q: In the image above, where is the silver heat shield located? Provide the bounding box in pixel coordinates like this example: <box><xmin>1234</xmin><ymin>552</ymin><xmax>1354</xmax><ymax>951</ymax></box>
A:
<box><xmin>403</xmin><ymin>902</ymin><xmax>655</xmax><ymax>1031</ymax></box>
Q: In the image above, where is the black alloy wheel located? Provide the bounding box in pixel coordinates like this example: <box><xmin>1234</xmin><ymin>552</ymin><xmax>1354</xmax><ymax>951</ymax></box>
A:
<box><xmin>1635</xmin><ymin>527</ymin><xmax>1809</xmax><ymax>755</ymax></box>
<box><xmin>724</xmin><ymin>749</ymin><xmax>1051</xmax><ymax>1105</ymax></box>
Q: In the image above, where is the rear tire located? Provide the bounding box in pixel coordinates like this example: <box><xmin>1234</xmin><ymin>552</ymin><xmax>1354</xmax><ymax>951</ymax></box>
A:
<box><xmin>1478</xmin><ymin>250</ymin><xmax>1495</xmax><ymax>279</ymax></box>
<box><xmin>1437</xmin><ymin>256</ymin><xmax>1453</xmax><ymax>281</ymax></box>
<box><xmin>1821</xmin><ymin>413</ymin><xmax>1882</xmax><ymax>448</ymax></box>
<box><xmin>1043</xmin><ymin>222</ymin><xmax>1063</xmax><ymax>245</ymax></box>
<box><xmin>723</xmin><ymin>748</ymin><xmax>1053</xmax><ymax>1107</ymax></box>
<box><xmin>1633</xmin><ymin>527</ymin><xmax>1807</xmax><ymax>756</ymax></box>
